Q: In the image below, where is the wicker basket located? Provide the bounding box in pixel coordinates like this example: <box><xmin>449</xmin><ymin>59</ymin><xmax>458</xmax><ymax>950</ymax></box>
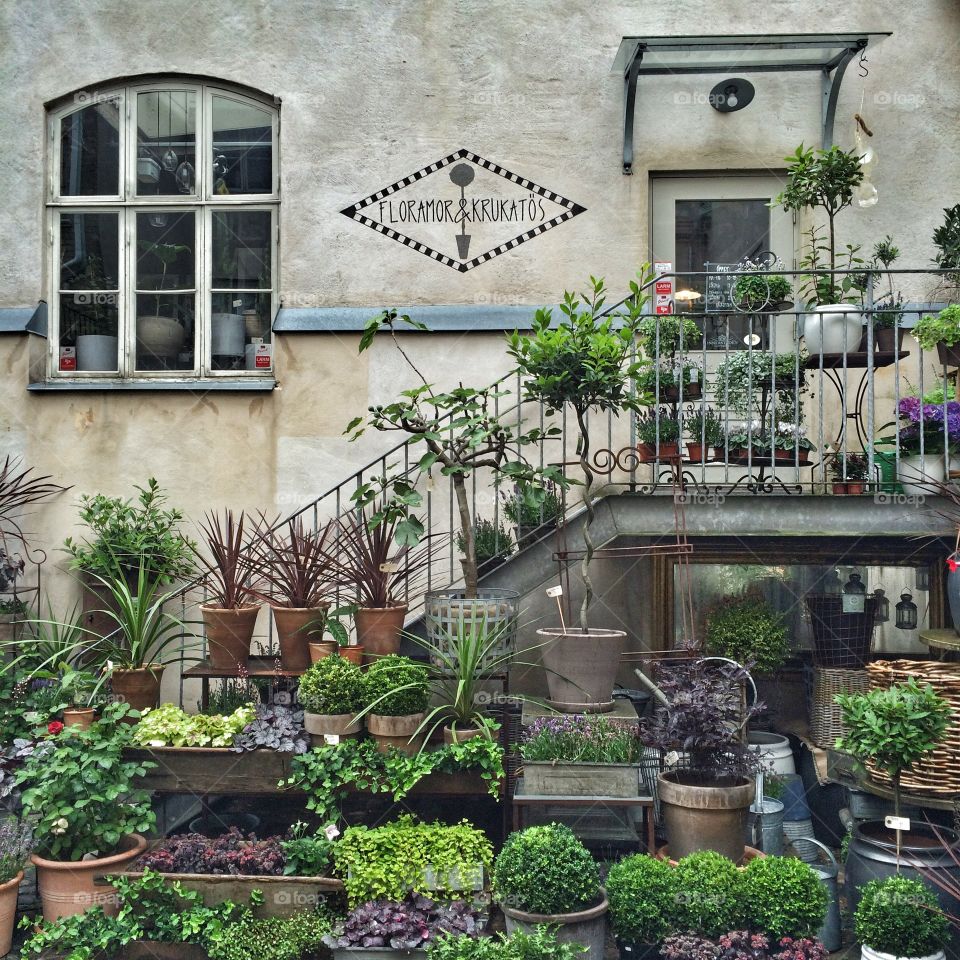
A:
<box><xmin>806</xmin><ymin>595</ymin><xmax>877</xmax><ymax>669</ymax></box>
<box><xmin>810</xmin><ymin>667</ymin><xmax>870</xmax><ymax>749</ymax></box>
<box><xmin>865</xmin><ymin>660</ymin><xmax>960</xmax><ymax>795</ymax></box>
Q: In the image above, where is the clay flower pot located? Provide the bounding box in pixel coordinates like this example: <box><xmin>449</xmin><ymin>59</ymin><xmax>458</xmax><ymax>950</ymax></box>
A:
<box><xmin>303</xmin><ymin>711</ymin><xmax>363</xmax><ymax>745</ymax></box>
<box><xmin>63</xmin><ymin>706</ymin><xmax>96</xmax><ymax>730</ymax></box>
<box><xmin>272</xmin><ymin>604</ymin><xmax>328</xmax><ymax>672</ymax></box>
<box><xmin>339</xmin><ymin>645</ymin><xmax>364</xmax><ymax>665</ymax></box>
<box><xmin>31</xmin><ymin>833</ymin><xmax>147</xmax><ymax>922</ymax></box>
<box><xmin>0</xmin><ymin>870</ymin><xmax>22</xmax><ymax>955</ymax></box>
<box><xmin>309</xmin><ymin>640</ymin><xmax>337</xmax><ymax>663</ymax></box>
<box><xmin>366</xmin><ymin>712</ymin><xmax>426</xmax><ymax>755</ymax></box>
<box><xmin>355</xmin><ymin>604</ymin><xmax>407</xmax><ymax>659</ymax></box>
<box><xmin>538</xmin><ymin>627</ymin><xmax>626</xmax><ymax>713</ymax></box>
<box><xmin>443</xmin><ymin>724</ymin><xmax>486</xmax><ymax>745</ymax></box>
<box><xmin>111</xmin><ymin>666</ymin><xmax>164</xmax><ymax>711</ymax></box>
<box><xmin>501</xmin><ymin>889</ymin><xmax>609</xmax><ymax>960</ymax></box>
<box><xmin>201</xmin><ymin>604</ymin><xmax>259</xmax><ymax>670</ymax></box>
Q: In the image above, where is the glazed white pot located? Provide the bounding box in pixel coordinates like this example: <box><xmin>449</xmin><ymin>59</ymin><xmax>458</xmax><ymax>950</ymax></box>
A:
<box><xmin>861</xmin><ymin>945</ymin><xmax>945</xmax><ymax>960</ymax></box>
<box><xmin>898</xmin><ymin>455</ymin><xmax>946</xmax><ymax>497</ymax></box>
<box><xmin>804</xmin><ymin>304</ymin><xmax>863</xmax><ymax>355</ymax></box>
<box><xmin>137</xmin><ymin>315</ymin><xmax>184</xmax><ymax>360</ymax></box>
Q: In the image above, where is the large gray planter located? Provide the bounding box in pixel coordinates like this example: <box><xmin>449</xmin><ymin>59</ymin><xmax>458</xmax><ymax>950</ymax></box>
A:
<box><xmin>501</xmin><ymin>890</ymin><xmax>608</xmax><ymax>960</ymax></box>
<box><xmin>522</xmin><ymin>761</ymin><xmax>642</xmax><ymax>797</ymax></box>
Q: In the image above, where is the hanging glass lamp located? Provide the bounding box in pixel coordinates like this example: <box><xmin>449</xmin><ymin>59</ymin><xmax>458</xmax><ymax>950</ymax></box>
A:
<box><xmin>872</xmin><ymin>588</ymin><xmax>890</xmax><ymax>623</ymax></box>
<box><xmin>915</xmin><ymin>566</ymin><xmax>930</xmax><ymax>592</ymax></box>
<box><xmin>895</xmin><ymin>592</ymin><xmax>918</xmax><ymax>630</ymax></box>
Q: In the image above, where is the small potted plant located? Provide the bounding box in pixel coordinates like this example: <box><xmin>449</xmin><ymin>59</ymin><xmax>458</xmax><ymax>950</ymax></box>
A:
<box><xmin>308</xmin><ymin>605</ymin><xmax>354</xmax><ymax>663</ymax></box>
<box><xmin>863</xmin><ymin>237</ymin><xmax>906</xmax><ymax>352</ymax></box>
<box><xmin>685</xmin><ymin>409</ymin><xmax>724</xmax><ymax>462</ymax></box>
<box><xmin>725</xmin><ymin>427</ymin><xmax>769</xmax><ymax>462</ymax></box>
<box><xmin>636</xmin><ymin>361</ymin><xmax>703</xmax><ymax>402</ymax></box>
<box><xmin>193</xmin><ymin>510</ymin><xmax>262</xmax><ymax>671</ymax></box>
<box><xmin>0</xmin><ymin>819</ymin><xmax>32</xmax><ymax>955</ymax></box>
<box><xmin>492</xmin><ymin>823</ymin><xmax>608</xmax><ymax>960</ymax></box>
<box><xmin>16</xmin><ymin>702</ymin><xmax>154</xmax><ymax>921</ymax></box>
<box><xmin>830</xmin><ymin>452</ymin><xmax>870</xmax><ymax>494</ymax></box>
<box><xmin>704</xmin><ymin>595</ymin><xmax>789</xmax><ymax>676</ymax></box>
<box><xmin>771</xmin><ymin>426</ymin><xmax>814</xmax><ymax>465</ymax></box>
<box><xmin>643</xmin><ymin>659</ymin><xmax>763</xmax><ymax>863</ymax></box>
<box><xmin>914</xmin><ymin>304</ymin><xmax>960</xmax><ymax>368</ymax></box>
<box><xmin>502</xmin><ymin>481</ymin><xmax>564</xmax><ymax>549</ymax></box>
<box><xmin>670</xmin><ymin>851</ymin><xmax>746</xmax><ymax>936</ymax></box>
<box><xmin>605</xmin><ymin>854</ymin><xmax>677</xmax><ymax>960</ymax></box>
<box><xmin>636</xmin><ymin>410</ymin><xmax>681</xmax><ymax>461</ymax></box>
<box><xmin>358</xmin><ymin>654</ymin><xmax>430</xmax><ymax>755</ymax></box>
<box><xmin>456</xmin><ymin>518</ymin><xmax>514</xmax><ymax>576</ymax></box>
<box><xmin>296</xmin><ymin>654</ymin><xmax>366</xmax><ymax>742</ymax></box>
<box><xmin>636</xmin><ymin>314</ymin><xmax>701</xmax><ymax>359</ymax></box>
<box><xmin>253</xmin><ymin>515</ymin><xmax>339</xmax><ymax>672</ymax></box>
<box><xmin>732</xmin><ymin>270</ymin><xmax>793</xmax><ymax>313</ymax></box>
<box><xmin>854</xmin><ymin>876</ymin><xmax>950</xmax><ymax>960</ymax></box>
<box><xmin>742</xmin><ymin>855</ymin><xmax>828</xmax><ymax>941</ymax></box>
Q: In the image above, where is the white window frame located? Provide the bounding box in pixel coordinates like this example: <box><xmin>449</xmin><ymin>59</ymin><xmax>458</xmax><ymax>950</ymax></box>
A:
<box><xmin>46</xmin><ymin>79</ymin><xmax>279</xmax><ymax>381</ymax></box>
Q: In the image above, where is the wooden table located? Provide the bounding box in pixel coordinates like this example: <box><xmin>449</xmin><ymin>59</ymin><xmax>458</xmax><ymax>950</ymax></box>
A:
<box><xmin>511</xmin><ymin>776</ymin><xmax>657</xmax><ymax>851</ymax></box>
<box><xmin>184</xmin><ymin>657</ymin><xmax>305</xmax><ymax>710</ymax></box>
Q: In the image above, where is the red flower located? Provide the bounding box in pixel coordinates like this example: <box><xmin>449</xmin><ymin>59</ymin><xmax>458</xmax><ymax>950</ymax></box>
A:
<box><xmin>948</xmin><ymin>556</ymin><xmax>959</xmax><ymax>572</ymax></box>
<box><xmin>47</xmin><ymin>721</ymin><xmax>64</xmax><ymax>735</ymax></box>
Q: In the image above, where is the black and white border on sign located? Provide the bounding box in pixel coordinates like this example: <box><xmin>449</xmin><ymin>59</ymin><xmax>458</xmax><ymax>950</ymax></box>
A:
<box><xmin>339</xmin><ymin>148</ymin><xmax>587</xmax><ymax>272</ymax></box>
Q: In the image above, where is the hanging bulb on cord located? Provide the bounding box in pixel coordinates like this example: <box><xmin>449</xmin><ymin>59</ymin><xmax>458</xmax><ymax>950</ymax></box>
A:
<box><xmin>856</xmin><ymin>180</ymin><xmax>878</xmax><ymax>208</ymax></box>
<box><xmin>854</xmin><ymin>113</ymin><xmax>877</xmax><ymax>206</ymax></box>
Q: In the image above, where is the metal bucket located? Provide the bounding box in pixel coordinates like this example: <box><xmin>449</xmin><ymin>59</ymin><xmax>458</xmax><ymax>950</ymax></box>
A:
<box><xmin>749</xmin><ymin>798</ymin><xmax>785</xmax><ymax>855</ymax></box>
<box><xmin>799</xmin><ymin>837</ymin><xmax>841</xmax><ymax>952</ymax></box>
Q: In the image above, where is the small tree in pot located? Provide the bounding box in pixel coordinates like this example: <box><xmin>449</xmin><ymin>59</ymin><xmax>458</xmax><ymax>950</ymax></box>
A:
<box><xmin>297</xmin><ymin>654</ymin><xmax>366</xmax><ymax>742</ymax></box>
<box><xmin>642</xmin><ymin>659</ymin><xmax>764</xmax><ymax>862</ymax></box>
<box><xmin>855</xmin><ymin>876</ymin><xmax>950</xmax><ymax>960</ymax></box>
<box><xmin>508</xmin><ymin>272</ymin><xmax>653</xmax><ymax>711</ymax></box>
<box><xmin>356</xmin><ymin>654</ymin><xmax>430</xmax><ymax>755</ymax></box>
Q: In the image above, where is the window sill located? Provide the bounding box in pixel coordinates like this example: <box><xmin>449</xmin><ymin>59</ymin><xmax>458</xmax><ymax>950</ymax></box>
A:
<box><xmin>28</xmin><ymin>378</ymin><xmax>276</xmax><ymax>393</ymax></box>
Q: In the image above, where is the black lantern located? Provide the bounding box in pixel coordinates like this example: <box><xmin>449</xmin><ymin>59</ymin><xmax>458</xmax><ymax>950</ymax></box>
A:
<box><xmin>915</xmin><ymin>566</ymin><xmax>930</xmax><ymax>592</ymax></box>
<box><xmin>872</xmin><ymin>588</ymin><xmax>890</xmax><ymax>623</ymax></box>
<box><xmin>895</xmin><ymin>592</ymin><xmax>918</xmax><ymax>630</ymax></box>
<box><xmin>822</xmin><ymin>568</ymin><xmax>843</xmax><ymax>596</ymax></box>
<box><xmin>843</xmin><ymin>572</ymin><xmax>866</xmax><ymax>613</ymax></box>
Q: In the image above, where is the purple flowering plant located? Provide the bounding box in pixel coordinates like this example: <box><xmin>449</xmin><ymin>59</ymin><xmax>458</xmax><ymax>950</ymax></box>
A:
<box><xmin>520</xmin><ymin>713</ymin><xmax>647</xmax><ymax>763</ymax></box>
<box><xmin>885</xmin><ymin>395</ymin><xmax>960</xmax><ymax>455</ymax></box>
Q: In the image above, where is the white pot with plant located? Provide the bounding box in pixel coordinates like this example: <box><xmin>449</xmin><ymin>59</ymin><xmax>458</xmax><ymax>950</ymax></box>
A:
<box><xmin>136</xmin><ymin>240</ymin><xmax>189</xmax><ymax>362</ymax></box>
<box><xmin>855</xmin><ymin>876</ymin><xmax>950</xmax><ymax>960</ymax></box>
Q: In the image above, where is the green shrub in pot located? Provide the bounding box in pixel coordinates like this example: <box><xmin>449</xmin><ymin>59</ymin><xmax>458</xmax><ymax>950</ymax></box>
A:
<box><xmin>742</xmin><ymin>855</ymin><xmax>828</xmax><ymax>940</ymax></box>
<box><xmin>732</xmin><ymin>272</ymin><xmax>792</xmax><ymax>311</ymax></box>
<box><xmin>605</xmin><ymin>854</ymin><xmax>677</xmax><ymax>946</ymax></box>
<box><xmin>429</xmin><ymin>927</ymin><xmax>586</xmax><ymax>960</ymax></box>
<box><xmin>670</xmin><ymin>851</ymin><xmax>745</xmax><ymax>938</ymax></box>
<box><xmin>704</xmin><ymin>595</ymin><xmax>789</xmax><ymax>675</ymax></box>
<box><xmin>361</xmin><ymin>655</ymin><xmax>430</xmax><ymax>716</ymax></box>
<box><xmin>914</xmin><ymin>304</ymin><xmax>960</xmax><ymax>351</ymax></box>
<box><xmin>297</xmin><ymin>656</ymin><xmax>365</xmax><ymax>716</ymax></box>
<box><xmin>854</xmin><ymin>876</ymin><xmax>949</xmax><ymax>959</ymax></box>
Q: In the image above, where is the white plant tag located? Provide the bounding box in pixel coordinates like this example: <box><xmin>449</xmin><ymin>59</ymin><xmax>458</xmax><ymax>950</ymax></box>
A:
<box><xmin>885</xmin><ymin>815</ymin><xmax>911</xmax><ymax>832</ymax></box>
<box><xmin>379</xmin><ymin>561</ymin><xmax>399</xmax><ymax>573</ymax></box>
<box><xmin>546</xmin><ymin>585</ymin><xmax>563</xmax><ymax>597</ymax></box>
<box><xmin>323</xmin><ymin>733</ymin><xmax>340</xmax><ymax>746</ymax></box>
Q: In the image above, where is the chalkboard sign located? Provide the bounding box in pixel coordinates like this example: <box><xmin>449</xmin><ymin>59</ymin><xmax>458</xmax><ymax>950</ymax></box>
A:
<box><xmin>704</xmin><ymin>262</ymin><xmax>738</xmax><ymax>313</ymax></box>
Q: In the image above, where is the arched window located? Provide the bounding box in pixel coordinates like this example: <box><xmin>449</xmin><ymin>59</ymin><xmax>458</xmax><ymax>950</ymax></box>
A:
<box><xmin>48</xmin><ymin>78</ymin><xmax>278</xmax><ymax>380</ymax></box>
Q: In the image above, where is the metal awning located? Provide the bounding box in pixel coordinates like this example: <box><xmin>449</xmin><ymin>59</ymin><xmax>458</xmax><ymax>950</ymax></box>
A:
<box><xmin>613</xmin><ymin>33</ymin><xmax>891</xmax><ymax>174</ymax></box>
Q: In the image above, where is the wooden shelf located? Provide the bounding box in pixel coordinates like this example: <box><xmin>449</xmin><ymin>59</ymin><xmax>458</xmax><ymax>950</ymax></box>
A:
<box><xmin>183</xmin><ymin>657</ymin><xmax>305</xmax><ymax>679</ymax></box>
<box><xmin>803</xmin><ymin>351</ymin><xmax>908</xmax><ymax>370</ymax></box>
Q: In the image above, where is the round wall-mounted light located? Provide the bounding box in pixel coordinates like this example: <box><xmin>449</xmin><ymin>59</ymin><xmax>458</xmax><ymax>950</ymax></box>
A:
<box><xmin>710</xmin><ymin>78</ymin><xmax>755</xmax><ymax>113</ymax></box>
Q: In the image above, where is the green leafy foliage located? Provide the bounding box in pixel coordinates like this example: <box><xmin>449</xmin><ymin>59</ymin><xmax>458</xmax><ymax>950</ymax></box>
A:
<box><xmin>520</xmin><ymin>713</ymin><xmax>646</xmax><ymax>763</ymax></box>
<box><xmin>704</xmin><ymin>595</ymin><xmax>790</xmax><ymax>675</ymax></box>
<box><xmin>363</xmin><ymin>654</ymin><xmax>430</xmax><ymax>716</ymax></box>
<box><xmin>456</xmin><ymin>517</ymin><xmax>514</xmax><ymax>566</ymax></box>
<box><xmin>297</xmin><ymin>654</ymin><xmax>366</xmax><ymax>715</ymax></box>
<box><xmin>16</xmin><ymin>701</ymin><xmax>156</xmax><ymax>860</ymax></box>
<box><xmin>63</xmin><ymin>477</ymin><xmax>195</xmax><ymax>583</ymax></box>
<box><xmin>637</xmin><ymin>314</ymin><xmax>702</xmax><ymax>358</ymax></box>
<box><xmin>933</xmin><ymin>203</ymin><xmax>960</xmax><ymax>280</ymax></box>
<box><xmin>334</xmin><ymin>814</ymin><xmax>493</xmax><ymax>906</ymax></box>
<box><xmin>132</xmin><ymin>702</ymin><xmax>256</xmax><ymax>747</ymax></box>
<box><xmin>501</xmin><ymin>481</ymin><xmax>564</xmax><ymax>528</ymax></box>
<box><xmin>280</xmin><ymin>821</ymin><xmax>333</xmax><ymax>877</ymax></box>
<box><xmin>685</xmin><ymin>408</ymin><xmax>725</xmax><ymax>446</ymax></box>
<box><xmin>732</xmin><ymin>273</ymin><xmax>792</xmax><ymax>311</ymax></box>
<box><xmin>429</xmin><ymin>926</ymin><xmax>586</xmax><ymax>960</ymax></box>
<box><xmin>492</xmin><ymin>823</ymin><xmax>600</xmax><ymax>915</ymax></box>
<box><xmin>715</xmin><ymin>349</ymin><xmax>807</xmax><ymax>425</ymax></box>
<box><xmin>207</xmin><ymin>909</ymin><xmax>335</xmax><ymax>960</ymax></box>
<box><xmin>636</xmin><ymin>410</ymin><xmax>680</xmax><ymax>444</ymax></box>
<box><xmin>670</xmin><ymin>851</ymin><xmax>746</xmax><ymax>938</ymax></box>
<box><xmin>742</xmin><ymin>855</ymin><xmax>828</xmax><ymax>940</ymax></box>
<box><xmin>914</xmin><ymin>304</ymin><xmax>960</xmax><ymax>349</ymax></box>
<box><xmin>854</xmin><ymin>876</ymin><xmax>950</xmax><ymax>957</ymax></box>
<box><xmin>606</xmin><ymin>854</ymin><xmax>677</xmax><ymax>943</ymax></box>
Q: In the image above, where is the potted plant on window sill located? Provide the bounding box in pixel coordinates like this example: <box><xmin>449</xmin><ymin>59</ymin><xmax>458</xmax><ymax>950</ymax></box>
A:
<box><xmin>136</xmin><ymin>240</ymin><xmax>190</xmax><ymax>363</ymax></box>
<box><xmin>16</xmin><ymin>702</ymin><xmax>155</xmax><ymax>921</ymax></box>
<box><xmin>509</xmin><ymin>271</ymin><xmax>654</xmax><ymax>713</ymax></box>
<box><xmin>296</xmin><ymin>654</ymin><xmax>366</xmax><ymax>742</ymax></box>
<box><xmin>356</xmin><ymin>654</ymin><xmax>429</xmax><ymax>755</ymax></box>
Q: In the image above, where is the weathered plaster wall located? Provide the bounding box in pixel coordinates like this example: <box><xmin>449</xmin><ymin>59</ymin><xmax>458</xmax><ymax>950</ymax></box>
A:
<box><xmin>0</xmin><ymin>0</ymin><xmax>958</xmax><ymax>627</ymax></box>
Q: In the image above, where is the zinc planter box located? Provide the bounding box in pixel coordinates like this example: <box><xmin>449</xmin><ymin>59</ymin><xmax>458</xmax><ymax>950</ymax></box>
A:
<box><xmin>521</xmin><ymin>761</ymin><xmax>643</xmax><ymax>797</ymax></box>
<box><xmin>332</xmin><ymin>950</ymin><xmax>427</xmax><ymax>960</ymax></box>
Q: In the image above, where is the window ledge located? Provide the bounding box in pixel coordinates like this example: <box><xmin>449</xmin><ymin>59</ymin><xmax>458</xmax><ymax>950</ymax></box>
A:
<box><xmin>28</xmin><ymin>378</ymin><xmax>276</xmax><ymax>393</ymax></box>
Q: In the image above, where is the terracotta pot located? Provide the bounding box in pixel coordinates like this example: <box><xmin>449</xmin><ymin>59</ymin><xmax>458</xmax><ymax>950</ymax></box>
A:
<box><xmin>832</xmin><ymin>482</ymin><xmax>848</xmax><ymax>495</ymax></box>
<box><xmin>656</xmin><ymin>442</ymin><xmax>680</xmax><ymax>460</ymax></box>
<box><xmin>656</xmin><ymin>844</ymin><xmax>764</xmax><ymax>867</ymax></box>
<box><xmin>658</xmin><ymin>771</ymin><xmax>756</xmax><ymax>863</ymax></box>
<box><xmin>875</xmin><ymin>327</ymin><xmax>905</xmax><ymax>353</ymax></box>
<box><xmin>443</xmin><ymin>724</ymin><xmax>486</xmax><ymax>744</ymax></box>
<box><xmin>303</xmin><ymin>710</ymin><xmax>363</xmax><ymax>744</ymax></box>
<box><xmin>63</xmin><ymin>706</ymin><xmax>96</xmax><ymax>730</ymax></box>
<box><xmin>0</xmin><ymin>870</ymin><xmax>22</xmax><ymax>956</ymax></box>
<box><xmin>111</xmin><ymin>666</ymin><xmax>164</xmax><ymax>711</ymax></box>
<box><xmin>663</xmin><ymin>382</ymin><xmax>702</xmax><ymax>402</ymax></box>
<box><xmin>538</xmin><ymin>628</ymin><xmax>626</xmax><ymax>713</ymax></box>
<box><xmin>309</xmin><ymin>640</ymin><xmax>337</xmax><ymax>663</ymax></box>
<box><xmin>636</xmin><ymin>442</ymin><xmax>656</xmax><ymax>462</ymax></box>
<box><xmin>367</xmin><ymin>712</ymin><xmax>426</xmax><ymax>755</ymax></box>
<box><xmin>355</xmin><ymin>604</ymin><xmax>407</xmax><ymax>659</ymax></box>
<box><xmin>686</xmin><ymin>443</ymin><xmax>707</xmax><ymax>462</ymax></box>
<box><xmin>201</xmin><ymin>604</ymin><xmax>259</xmax><ymax>670</ymax></box>
<box><xmin>339</xmin><ymin>645</ymin><xmax>365</xmax><ymax>665</ymax></box>
<box><xmin>31</xmin><ymin>833</ymin><xmax>147</xmax><ymax>922</ymax></box>
<box><xmin>272</xmin><ymin>604</ymin><xmax>328</xmax><ymax>672</ymax></box>
<box><xmin>501</xmin><ymin>889</ymin><xmax>609</xmax><ymax>960</ymax></box>
<box><xmin>712</xmin><ymin>445</ymin><xmax>727</xmax><ymax>461</ymax></box>
<box><xmin>847</xmin><ymin>481</ymin><xmax>865</xmax><ymax>495</ymax></box>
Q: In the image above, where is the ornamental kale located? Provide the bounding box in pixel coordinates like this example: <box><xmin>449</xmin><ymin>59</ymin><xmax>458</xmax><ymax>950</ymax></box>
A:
<box><xmin>232</xmin><ymin>704</ymin><xmax>309</xmax><ymax>753</ymax></box>
<box><xmin>323</xmin><ymin>895</ymin><xmax>482</xmax><ymax>951</ymax></box>
<box><xmin>520</xmin><ymin>713</ymin><xmax>646</xmax><ymax>763</ymax></box>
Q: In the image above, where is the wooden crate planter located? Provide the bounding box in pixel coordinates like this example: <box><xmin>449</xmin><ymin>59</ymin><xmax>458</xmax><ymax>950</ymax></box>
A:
<box><xmin>332</xmin><ymin>950</ymin><xmax>426</xmax><ymax>960</ymax></box>
<box><xmin>521</xmin><ymin>761</ymin><xmax>642</xmax><ymax>797</ymax></box>
<box><xmin>125</xmin><ymin>747</ymin><xmax>296</xmax><ymax>795</ymax></box>
<box><xmin>116</xmin><ymin>869</ymin><xmax>345</xmax><ymax>919</ymax></box>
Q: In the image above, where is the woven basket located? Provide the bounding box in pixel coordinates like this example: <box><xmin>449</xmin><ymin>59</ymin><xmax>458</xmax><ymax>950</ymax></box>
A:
<box><xmin>865</xmin><ymin>660</ymin><xmax>960</xmax><ymax>795</ymax></box>
<box><xmin>810</xmin><ymin>667</ymin><xmax>870</xmax><ymax>749</ymax></box>
<box><xmin>806</xmin><ymin>595</ymin><xmax>877</xmax><ymax>669</ymax></box>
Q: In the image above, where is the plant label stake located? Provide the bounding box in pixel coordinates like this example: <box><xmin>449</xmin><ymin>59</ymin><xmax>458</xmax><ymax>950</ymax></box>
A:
<box><xmin>324</xmin><ymin>733</ymin><xmax>340</xmax><ymax>745</ymax></box>
<box><xmin>546</xmin><ymin>584</ymin><xmax>566</xmax><ymax>632</ymax></box>
<box><xmin>886</xmin><ymin>814</ymin><xmax>910</xmax><ymax>868</ymax></box>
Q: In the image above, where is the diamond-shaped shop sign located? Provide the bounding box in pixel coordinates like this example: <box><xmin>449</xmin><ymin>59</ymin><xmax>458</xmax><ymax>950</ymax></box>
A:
<box><xmin>340</xmin><ymin>149</ymin><xmax>587</xmax><ymax>272</ymax></box>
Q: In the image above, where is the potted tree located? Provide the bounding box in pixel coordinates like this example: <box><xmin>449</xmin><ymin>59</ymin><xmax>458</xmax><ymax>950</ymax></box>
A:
<box><xmin>854</xmin><ymin>877</ymin><xmax>950</xmax><ymax>960</ymax></box>
<box><xmin>193</xmin><ymin>510</ymin><xmax>262</xmax><ymax>671</ymax></box>
<box><xmin>508</xmin><ymin>272</ymin><xmax>653</xmax><ymax>712</ymax></box>
<box><xmin>606</xmin><ymin>854</ymin><xmax>677</xmax><ymax>960</ymax></box>
<box><xmin>914</xmin><ymin>305</ymin><xmax>960</xmax><ymax>368</ymax></box>
<box><xmin>493</xmin><ymin>823</ymin><xmax>608</xmax><ymax>960</ymax></box>
<box><xmin>358</xmin><ymin>654</ymin><xmax>429</xmax><ymax>755</ymax></box>
<box><xmin>296</xmin><ymin>654</ymin><xmax>366</xmax><ymax>742</ymax></box>
<box><xmin>16</xmin><ymin>702</ymin><xmax>155</xmax><ymax>921</ymax></box>
<box><xmin>254</xmin><ymin>515</ymin><xmax>339</xmax><ymax>672</ymax></box>
<box><xmin>836</xmin><ymin>678</ymin><xmax>951</xmax><ymax>818</ymax></box>
<box><xmin>775</xmin><ymin>145</ymin><xmax>865</xmax><ymax>356</ymax></box>
<box><xmin>0</xmin><ymin>819</ymin><xmax>32</xmax><ymax>956</ymax></box>
<box><xmin>643</xmin><ymin>659</ymin><xmax>763</xmax><ymax>862</ymax></box>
